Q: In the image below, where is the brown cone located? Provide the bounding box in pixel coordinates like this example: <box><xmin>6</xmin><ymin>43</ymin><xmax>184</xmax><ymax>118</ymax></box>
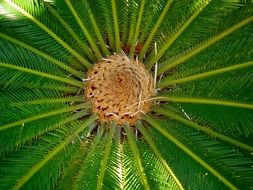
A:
<box><xmin>86</xmin><ymin>54</ymin><xmax>155</xmax><ymax>126</ymax></box>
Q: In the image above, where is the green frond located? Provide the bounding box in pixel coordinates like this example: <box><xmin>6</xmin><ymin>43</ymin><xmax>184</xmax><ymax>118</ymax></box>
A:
<box><xmin>125</xmin><ymin>0</ymin><xmax>139</xmax><ymax>45</ymax></box>
<box><xmin>54</xmin><ymin>132</ymin><xmax>99</xmax><ymax>190</ymax></box>
<box><xmin>157</xmin><ymin>15</ymin><xmax>253</xmax><ymax>74</ymax></box>
<box><xmin>159</xmin><ymin>61</ymin><xmax>253</xmax><ymax>87</ymax></box>
<box><xmin>85</xmin><ymin>4</ymin><xmax>110</xmax><ymax>56</ymax></box>
<box><xmin>0</xmin><ymin>116</ymin><xmax>96</xmax><ymax>190</ymax></box>
<box><xmin>88</xmin><ymin>0</ymin><xmax>125</xmax><ymax>52</ymax></box>
<box><xmin>0</xmin><ymin>103</ymin><xmax>90</xmax><ymax>132</ymax></box>
<box><xmin>159</xmin><ymin>96</ymin><xmax>253</xmax><ymax>109</ymax></box>
<box><xmin>143</xmin><ymin>114</ymin><xmax>240</xmax><ymax>190</ymax></box>
<box><xmin>0</xmin><ymin>88</ymin><xmax>60</xmax><ymax>105</ymax></box>
<box><xmin>13</xmin><ymin>115</ymin><xmax>96</xmax><ymax>190</ymax></box>
<box><xmin>0</xmin><ymin>103</ymin><xmax>91</xmax><ymax>156</ymax></box>
<box><xmin>64</xmin><ymin>0</ymin><xmax>102</xmax><ymax>59</ymax></box>
<box><xmin>129</xmin><ymin>0</ymin><xmax>145</xmax><ymax>57</ymax></box>
<box><xmin>74</xmin><ymin>127</ymin><xmax>107</xmax><ymax>190</ymax></box>
<box><xmin>138</xmin><ymin>0</ymin><xmax>173</xmax><ymax>60</ymax></box>
<box><xmin>157</xmin><ymin>68</ymin><xmax>253</xmax><ymax>136</ymax></box>
<box><xmin>142</xmin><ymin>123</ymin><xmax>221</xmax><ymax>190</ymax></box>
<box><xmin>146</xmin><ymin>0</ymin><xmax>210</xmax><ymax>67</ymax></box>
<box><xmin>4</xmin><ymin>0</ymin><xmax>92</xmax><ymax>68</ymax></box>
<box><xmin>0</xmin><ymin>62</ymin><xmax>83</xmax><ymax>88</ymax></box>
<box><xmin>123</xmin><ymin>142</ymin><xmax>143</xmax><ymax>190</ymax></box>
<box><xmin>10</xmin><ymin>95</ymin><xmax>83</xmax><ymax>106</ymax></box>
<box><xmin>96</xmin><ymin>126</ymin><xmax>115</xmax><ymax>190</ymax></box>
<box><xmin>155</xmin><ymin>2</ymin><xmax>253</xmax><ymax>73</ymax></box>
<box><xmin>111</xmin><ymin>0</ymin><xmax>121</xmax><ymax>52</ymax></box>
<box><xmin>103</xmin><ymin>128</ymin><xmax>124</xmax><ymax>190</ymax></box>
<box><xmin>124</xmin><ymin>125</ymin><xmax>150</xmax><ymax>190</ymax></box>
<box><xmin>153</xmin><ymin>106</ymin><xmax>253</xmax><ymax>152</ymax></box>
<box><xmin>136</xmin><ymin>139</ymin><xmax>182</xmax><ymax>190</ymax></box>
<box><xmin>44</xmin><ymin>2</ymin><xmax>97</xmax><ymax>61</ymax></box>
<box><xmin>0</xmin><ymin>37</ymin><xmax>66</xmax><ymax>77</ymax></box>
<box><xmin>136</xmin><ymin>122</ymin><xmax>184</xmax><ymax>190</ymax></box>
<box><xmin>0</xmin><ymin>33</ymin><xmax>83</xmax><ymax>79</ymax></box>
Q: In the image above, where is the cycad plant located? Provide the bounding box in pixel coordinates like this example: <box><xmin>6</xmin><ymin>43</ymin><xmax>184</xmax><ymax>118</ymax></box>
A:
<box><xmin>0</xmin><ymin>0</ymin><xmax>253</xmax><ymax>189</ymax></box>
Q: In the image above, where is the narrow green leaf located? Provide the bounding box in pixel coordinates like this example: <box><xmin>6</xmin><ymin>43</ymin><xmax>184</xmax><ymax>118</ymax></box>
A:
<box><xmin>143</xmin><ymin>114</ymin><xmax>237</xmax><ymax>190</ymax></box>
<box><xmin>11</xmin><ymin>114</ymin><xmax>97</xmax><ymax>190</ymax></box>
<box><xmin>124</xmin><ymin>125</ymin><xmax>150</xmax><ymax>190</ymax></box>
<box><xmin>153</xmin><ymin>107</ymin><xmax>253</xmax><ymax>152</ymax></box>
<box><xmin>136</xmin><ymin>122</ymin><xmax>184</xmax><ymax>190</ymax></box>
<box><xmin>65</xmin><ymin>0</ymin><xmax>102</xmax><ymax>59</ymax></box>
<box><xmin>158</xmin><ymin>61</ymin><xmax>253</xmax><ymax>87</ymax></box>
<box><xmin>0</xmin><ymin>103</ymin><xmax>91</xmax><ymax>132</ymax></box>
<box><xmin>139</xmin><ymin>0</ymin><xmax>173</xmax><ymax>60</ymax></box>
<box><xmin>158</xmin><ymin>96</ymin><xmax>253</xmax><ymax>109</ymax></box>
<box><xmin>96</xmin><ymin>125</ymin><xmax>115</xmax><ymax>190</ymax></box>
<box><xmin>0</xmin><ymin>33</ymin><xmax>83</xmax><ymax>78</ymax></box>
<box><xmin>0</xmin><ymin>62</ymin><xmax>84</xmax><ymax>88</ymax></box>
<box><xmin>146</xmin><ymin>1</ymin><xmax>210</xmax><ymax>69</ymax></box>
<box><xmin>5</xmin><ymin>0</ymin><xmax>92</xmax><ymax>69</ymax></box>
<box><xmin>111</xmin><ymin>0</ymin><xmax>121</xmax><ymax>52</ymax></box>
<box><xmin>157</xmin><ymin>15</ymin><xmax>253</xmax><ymax>74</ymax></box>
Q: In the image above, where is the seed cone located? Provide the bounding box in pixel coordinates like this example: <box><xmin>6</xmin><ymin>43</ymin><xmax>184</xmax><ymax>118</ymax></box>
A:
<box><xmin>86</xmin><ymin>54</ymin><xmax>155</xmax><ymax>125</ymax></box>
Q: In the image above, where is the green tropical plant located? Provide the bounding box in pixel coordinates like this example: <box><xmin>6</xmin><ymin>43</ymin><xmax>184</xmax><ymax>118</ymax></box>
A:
<box><xmin>0</xmin><ymin>0</ymin><xmax>253</xmax><ymax>189</ymax></box>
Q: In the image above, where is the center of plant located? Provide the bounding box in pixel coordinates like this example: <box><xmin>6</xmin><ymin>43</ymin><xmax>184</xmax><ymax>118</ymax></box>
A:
<box><xmin>86</xmin><ymin>54</ymin><xmax>155</xmax><ymax>126</ymax></box>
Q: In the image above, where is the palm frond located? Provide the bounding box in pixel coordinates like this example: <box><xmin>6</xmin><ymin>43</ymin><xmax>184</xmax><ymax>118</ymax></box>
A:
<box><xmin>74</xmin><ymin>126</ymin><xmax>107</xmax><ymax>190</ymax></box>
<box><xmin>5</xmin><ymin>0</ymin><xmax>92</xmax><ymax>68</ymax></box>
<box><xmin>0</xmin><ymin>103</ymin><xmax>91</xmax><ymax>156</ymax></box>
<box><xmin>124</xmin><ymin>125</ymin><xmax>150</xmax><ymax>190</ymax></box>
<box><xmin>103</xmin><ymin>128</ymin><xmax>124</xmax><ymax>190</ymax></box>
<box><xmin>0</xmin><ymin>33</ymin><xmax>82</xmax><ymax>78</ymax></box>
<box><xmin>123</xmin><ymin>142</ymin><xmax>143</xmax><ymax>190</ymax></box>
<box><xmin>44</xmin><ymin>2</ymin><xmax>97</xmax><ymax>61</ymax></box>
<box><xmin>159</xmin><ymin>61</ymin><xmax>253</xmax><ymax>87</ymax></box>
<box><xmin>0</xmin><ymin>116</ymin><xmax>96</xmax><ymax>190</ymax></box>
<box><xmin>136</xmin><ymin>122</ymin><xmax>184</xmax><ymax>190</ymax></box>
<box><xmin>143</xmin><ymin>114</ymin><xmax>239</xmax><ymax>189</ymax></box>
<box><xmin>96</xmin><ymin>126</ymin><xmax>115</xmax><ymax>190</ymax></box>
<box><xmin>153</xmin><ymin>106</ymin><xmax>253</xmax><ymax>151</ymax></box>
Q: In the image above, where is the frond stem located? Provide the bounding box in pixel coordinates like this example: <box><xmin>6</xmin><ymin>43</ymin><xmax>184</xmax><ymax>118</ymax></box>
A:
<box><xmin>111</xmin><ymin>0</ymin><xmax>121</xmax><ymax>52</ymax></box>
<box><xmin>143</xmin><ymin>114</ymin><xmax>237</xmax><ymax>190</ymax></box>
<box><xmin>11</xmin><ymin>114</ymin><xmax>97</xmax><ymax>190</ymax></box>
<box><xmin>139</xmin><ymin>0</ymin><xmax>173</xmax><ymax>60</ymax></box>
<box><xmin>96</xmin><ymin>125</ymin><xmax>115</xmax><ymax>190</ymax></box>
<box><xmin>129</xmin><ymin>0</ymin><xmax>145</xmax><ymax>58</ymax></box>
<box><xmin>157</xmin><ymin>15</ymin><xmax>253</xmax><ymax>74</ymax></box>
<box><xmin>0</xmin><ymin>62</ymin><xmax>84</xmax><ymax>88</ymax></box>
<box><xmin>153</xmin><ymin>107</ymin><xmax>253</xmax><ymax>152</ymax></box>
<box><xmin>0</xmin><ymin>103</ymin><xmax>91</xmax><ymax>132</ymax></box>
<box><xmin>124</xmin><ymin>124</ymin><xmax>150</xmax><ymax>190</ymax></box>
<box><xmin>158</xmin><ymin>96</ymin><xmax>253</xmax><ymax>109</ymax></box>
<box><xmin>136</xmin><ymin>122</ymin><xmax>184</xmax><ymax>190</ymax></box>
<box><xmin>0</xmin><ymin>33</ymin><xmax>83</xmax><ymax>79</ymax></box>
<box><xmin>158</xmin><ymin>61</ymin><xmax>253</xmax><ymax>87</ymax></box>
<box><xmin>5</xmin><ymin>0</ymin><xmax>92</xmax><ymax>69</ymax></box>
